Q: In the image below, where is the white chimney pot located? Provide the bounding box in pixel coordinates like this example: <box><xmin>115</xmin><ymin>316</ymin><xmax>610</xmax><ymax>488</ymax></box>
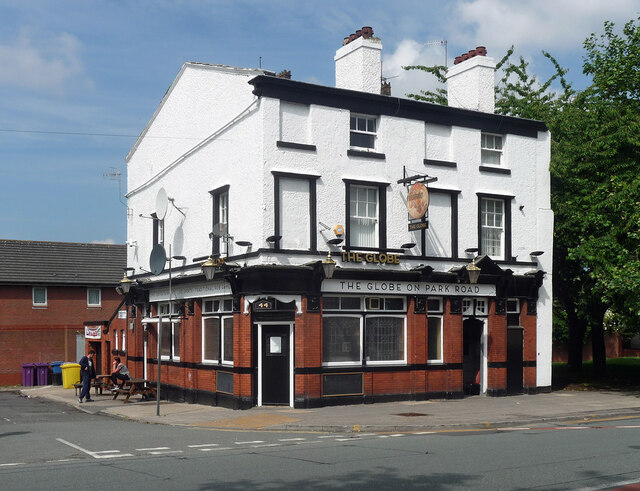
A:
<box><xmin>446</xmin><ymin>55</ymin><xmax>496</xmax><ymax>113</ymax></box>
<box><xmin>335</xmin><ymin>36</ymin><xmax>382</xmax><ymax>94</ymax></box>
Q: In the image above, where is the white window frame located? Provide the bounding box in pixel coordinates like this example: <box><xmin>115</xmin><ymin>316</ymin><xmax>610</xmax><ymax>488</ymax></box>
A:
<box><xmin>350</xmin><ymin>113</ymin><xmax>377</xmax><ymax>150</ymax></box>
<box><xmin>427</xmin><ymin>316</ymin><xmax>443</xmax><ymax>364</ymax></box>
<box><xmin>115</xmin><ymin>330</ymin><xmax>119</xmax><ymax>350</ymax></box>
<box><xmin>480</xmin><ymin>197</ymin><xmax>505</xmax><ymax>260</ymax></box>
<box><xmin>322</xmin><ymin>314</ymin><xmax>363</xmax><ymax>367</ymax></box>
<box><xmin>160</xmin><ymin>321</ymin><xmax>180</xmax><ymax>361</ymax></box>
<box><xmin>121</xmin><ymin>329</ymin><xmax>126</xmax><ymax>352</ymax></box>
<box><xmin>364</xmin><ymin>315</ymin><xmax>407</xmax><ymax>366</ymax></box>
<box><xmin>349</xmin><ymin>185</ymin><xmax>379</xmax><ymax>248</ymax></box>
<box><xmin>202</xmin><ymin>316</ymin><xmax>221</xmax><ymax>364</ymax></box>
<box><xmin>481</xmin><ymin>133</ymin><xmax>503</xmax><ymax>166</ymax></box>
<box><xmin>87</xmin><ymin>287</ymin><xmax>101</xmax><ymax>307</ymax></box>
<box><xmin>462</xmin><ymin>298</ymin><xmax>488</xmax><ymax>317</ymax></box>
<box><xmin>32</xmin><ymin>286</ymin><xmax>47</xmax><ymax>307</ymax></box>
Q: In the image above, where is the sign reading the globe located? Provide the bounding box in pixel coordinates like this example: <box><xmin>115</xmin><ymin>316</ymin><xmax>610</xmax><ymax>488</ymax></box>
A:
<box><xmin>407</xmin><ymin>182</ymin><xmax>429</xmax><ymax>219</ymax></box>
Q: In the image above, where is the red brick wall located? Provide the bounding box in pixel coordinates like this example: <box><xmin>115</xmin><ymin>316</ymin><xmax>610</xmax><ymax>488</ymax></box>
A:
<box><xmin>521</xmin><ymin>301</ymin><xmax>537</xmax><ymax>388</ymax></box>
<box><xmin>488</xmin><ymin>300</ymin><xmax>507</xmax><ymax>391</ymax></box>
<box><xmin>0</xmin><ymin>284</ymin><xmax>124</xmax><ymax>385</ymax></box>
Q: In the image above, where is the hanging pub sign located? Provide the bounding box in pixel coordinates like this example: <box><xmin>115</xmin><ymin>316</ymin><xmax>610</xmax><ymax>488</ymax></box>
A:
<box><xmin>407</xmin><ymin>182</ymin><xmax>429</xmax><ymax>219</ymax></box>
<box><xmin>407</xmin><ymin>182</ymin><xmax>429</xmax><ymax>231</ymax></box>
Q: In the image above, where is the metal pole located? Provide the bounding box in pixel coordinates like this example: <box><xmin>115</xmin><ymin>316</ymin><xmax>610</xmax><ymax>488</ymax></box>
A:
<box><xmin>156</xmin><ymin>314</ymin><xmax>161</xmax><ymax>416</ymax></box>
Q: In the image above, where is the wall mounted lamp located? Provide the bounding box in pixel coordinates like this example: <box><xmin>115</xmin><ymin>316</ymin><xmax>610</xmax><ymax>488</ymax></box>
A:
<box><xmin>327</xmin><ymin>238</ymin><xmax>343</xmax><ymax>245</ymax></box>
<box><xmin>201</xmin><ymin>256</ymin><xmax>217</xmax><ymax>280</ymax></box>
<box><xmin>401</xmin><ymin>242</ymin><xmax>416</xmax><ymax>250</ymax></box>
<box><xmin>530</xmin><ymin>250</ymin><xmax>544</xmax><ymax>257</ymax></box>
<box><xmin>466</xmin><ymin>257</ymin><xmax>481</xmax><ymax>284</ymax></box>
<box><xmin>266</xmin><ymin>235</ymin><xmax>281</xmax><ymax>245</ymax></box>
<box><xmin>321</xmin><ymin>250</ymin><xmax>337</xmax><ymax>279</ymax></box>
<box><xmin>465</xmin><ymin>247</ymin><xmax>479</xmax><ymax>255</ymax></box>
<box><xmin>235</xmin><ymin>241</ymin><xmax>252</xmax><ymax>248</ymax></box>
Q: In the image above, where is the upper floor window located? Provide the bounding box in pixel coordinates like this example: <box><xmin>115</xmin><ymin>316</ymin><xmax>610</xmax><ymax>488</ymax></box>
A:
<box><xmin>481</xmin><ymin>133</ymin><xmax>503</xmax><ymax>165</ymax></box>
<box><xmin>87</xmin><ymin>288</ymin><xmax>101</xmax><ymax>307</ymax></box>
<box><xmin>273</xmin><ymin>172</ymin><xmax>317</xmax><ymax>251</ymax></box>
<box><xmin>348</xmin><ymin>185</ymin><xmax>379</xmax><ymax>248</ymax></box>
<box><xmin>350</xmin><ymin>114</ymin><xmax>377</xmax><ymax>150</ymax></box>
<box><xmin>152</xmin><ymin>213</ymin><xmax>164</xmax><ymax>247</ymax></box>
<box><xmin>32</xmin><ymin>286</ymin><xmax>47</xmax><ymax>307</ymax></box>
<box><xmin>480</xmin><ymin>197</ymin><xmax>504</xmax><ymax>259</ymax></box>
<box><xmin>210</xmin><ymin>186</ymin><xmax>230</xmax><ymax>256</ymax></box>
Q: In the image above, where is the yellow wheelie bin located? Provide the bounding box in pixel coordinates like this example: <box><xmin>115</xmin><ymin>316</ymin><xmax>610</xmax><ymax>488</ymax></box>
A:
<box><xmin>61</xmin><ymin>363</ymin><xmax>81</xmax><ymax>389</ymax></box>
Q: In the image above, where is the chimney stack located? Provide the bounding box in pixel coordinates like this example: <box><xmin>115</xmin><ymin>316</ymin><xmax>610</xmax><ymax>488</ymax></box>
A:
<box><xmin>335</xmin><ymin>26</ymin><xmax>382</xmax><ymax>94</ymax></box>
<box><xmin>446</xmin><ymin>46</ymin><xmax>495</xmax><ymax>113</ymax></box>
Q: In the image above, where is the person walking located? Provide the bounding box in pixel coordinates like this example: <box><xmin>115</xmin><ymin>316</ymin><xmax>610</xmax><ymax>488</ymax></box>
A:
<box><xmin>110</xmin><ymin>356</ymin><xmax>130</xmax><ymax>389</ymax></box>
<box><xmin>78</xmin><ymin>349</ymin><xmax>96</xmax><ymax>403</ymax></box>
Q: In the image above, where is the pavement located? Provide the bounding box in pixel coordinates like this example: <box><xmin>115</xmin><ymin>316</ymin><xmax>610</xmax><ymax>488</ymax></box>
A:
<box><xmin>8</xmin><ymin>384</ymin><xmax>640</xmax><ymax>433</ymax></box>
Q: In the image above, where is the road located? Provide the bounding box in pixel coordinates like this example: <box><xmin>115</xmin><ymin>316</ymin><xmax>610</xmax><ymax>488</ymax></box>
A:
<box><xmin>1</xmin><ymin>392</ymin><xmax>640</xmax><ymax>490</ymax></box>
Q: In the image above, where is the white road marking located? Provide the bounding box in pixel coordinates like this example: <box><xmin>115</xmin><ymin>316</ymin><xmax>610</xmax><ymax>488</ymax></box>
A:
<box><xmin>389</xmin><ymin>434</ymin><xmax>404</xmax><ymax>437</ymax></box>
<box><xmin>136</xmin><ymin>447</ymin><xmax>170</xmax><ymax>451</ymax></box>
<box><xmin>251</xmin><ymin>444</ymin><xmax>280</xmax><ymax>448</ymax></box>
<box><xmin>615</xmin><ymin>425</ymin><xmax>640</xmax><ymax>429</ymax></box>
<box><xmin>0</xmin><ymin>463</ymin><xmax>25</xmax><ymax>467</ymax></box>
<box><xmin>56</xmin><ymin>438</ymin><xmax>132</xmax><ymax>459</ymax></box>
<box><xmin>234</xmin><ymin>440</ymin><xmax>264</xmax><ymax>445</ymax></box>
<box><xmin>199</xmin><ymin>447</ymin><xmax>232</xmax><ymax>452</ymax></box>
<box><xmin>414</xmin><ymin>431</ymin><xmax>435</xmax><ymax>435</ymax></box>
<box><xmin>278</xmin><ymin>438</ymin><xmax>306</xmax><ymax>442</ymax></box>
<box><xmin>188</xmin><ymin>443</ymin><xmax>219</xmax><ymax>448</ymax></box>
<box><xmin>497</xmin><ymin>427</ymin><xmax>531</xmax><ymax>431</ymax></box>
<box><xmin>93</xmin><ymin>450</ymin><xmax>122</xmax><ymax>454</ymax></box>
<box><xmin>148</xmin><ymin>450</ymin><xmax>183</xmax><ymax>455</ymax></box>
<box><xmin>295</xmin><ymin>440</ymin><xmax>322</xmax><ymax>445</ymax></box>
<box><xmin>335</xmin><ymin>438</ymin><xmax>355</xmax><ymax>441</ymax></box>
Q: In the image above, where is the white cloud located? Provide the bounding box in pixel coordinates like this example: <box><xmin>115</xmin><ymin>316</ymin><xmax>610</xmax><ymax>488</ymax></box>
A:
<box><xmin>448</xmin><ymin>0</ymin><xmax>638</xmax><ymax>56</ymax></box>
<box><xmin>0</xmin><ymin>28</ymin><xmax>91</xmax><ymax>95</ymax></box>
<box><xmin>382</xmin><ymin>39</ymin><xmax>447</xmax><ymax>99</ymax></box>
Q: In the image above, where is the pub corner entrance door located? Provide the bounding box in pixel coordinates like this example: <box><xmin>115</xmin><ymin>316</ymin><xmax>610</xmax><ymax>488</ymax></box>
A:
<box><xmin>258</xmin><ymin>323</ymin><xmax>293</xmax><ymax>406</ymax></box>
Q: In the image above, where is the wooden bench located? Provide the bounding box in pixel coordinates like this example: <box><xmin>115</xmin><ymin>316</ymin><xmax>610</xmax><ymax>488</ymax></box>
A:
<box><xmin>74</xmin><ymin>380</ymin><xmax>105</xmax><ymax>396</ymax></box>
<box><xmin>111</xmin><ymin>378</ymin><xmax>156</xmax><ymax>403</ymax></box>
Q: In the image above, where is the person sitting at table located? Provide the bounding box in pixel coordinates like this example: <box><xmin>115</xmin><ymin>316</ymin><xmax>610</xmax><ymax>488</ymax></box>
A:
<box><xmin>110</xmin><ymin>357</ymin><xmax>130</xmax><ymax>389</ymax></box>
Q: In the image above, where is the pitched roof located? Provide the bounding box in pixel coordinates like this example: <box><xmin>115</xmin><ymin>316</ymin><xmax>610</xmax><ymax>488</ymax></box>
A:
<box><xmin>0</xmin><ymin>240</ymin><xmax>126</xmax><ymax>286</ymax></box>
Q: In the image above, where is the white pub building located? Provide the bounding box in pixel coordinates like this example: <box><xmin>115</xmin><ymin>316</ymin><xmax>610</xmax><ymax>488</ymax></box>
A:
<box><xmin>122</xmin><ymin>27</ymin><xmax>553</xmax><ymax>409</ymax></box>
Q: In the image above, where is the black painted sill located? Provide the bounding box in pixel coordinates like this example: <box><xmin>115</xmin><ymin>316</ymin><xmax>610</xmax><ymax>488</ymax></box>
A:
<box><xmin>276</xmin><ymin>141</ymin><xmax>317</xmax><ymax>151</ymax></box>
<box><xmin>479</xmin><ymin>165</ymin><xmax>511</xmax><ymax>175</ymax></box>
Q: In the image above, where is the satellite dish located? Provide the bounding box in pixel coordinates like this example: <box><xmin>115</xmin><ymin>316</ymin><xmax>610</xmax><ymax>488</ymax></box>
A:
<box><xmin>150</xmin><ymin>244</ymin><xmax>167</xmax><ymax>275</ymax></box>
<box><xmin>155</xmin><ymin>188</ymin><xmax>168</xmax><ymax>220</ymax></box>
<box><xmin>212</xmin><ymin>222</ymin><xmax>227</xmax><ymax>237</ymax></box>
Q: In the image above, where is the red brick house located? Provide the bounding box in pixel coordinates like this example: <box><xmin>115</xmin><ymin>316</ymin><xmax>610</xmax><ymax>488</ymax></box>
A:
<box><xmin>0</xmin><ymin>240</ymin><xmax>126</xmax><ymax>385</ymax></box>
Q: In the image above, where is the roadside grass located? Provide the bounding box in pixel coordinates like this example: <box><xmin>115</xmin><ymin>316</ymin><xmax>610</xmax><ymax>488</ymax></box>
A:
<box><xmin>553</xmin><ymin>357</ymin><xmax>640</xmax><ymax>391</ymax></box>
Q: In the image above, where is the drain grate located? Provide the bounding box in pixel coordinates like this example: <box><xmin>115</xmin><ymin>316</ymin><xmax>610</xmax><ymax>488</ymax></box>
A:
<box><xmin>394</xmin><ymin>412</ymin><xmax>428</xmax><ymax>417</ymax></box>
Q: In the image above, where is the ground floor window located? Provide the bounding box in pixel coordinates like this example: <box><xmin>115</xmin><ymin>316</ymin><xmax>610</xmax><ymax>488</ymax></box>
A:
<box><xmin>427</xmin><ymin>317</ymin><xmax>443</xmax><ymax>362</ymax></box>
<box><xmin>202</xmin><ymin>316</ymin><xmax>234</xmax><ymax>364</ymax></box>
<box><xmin>323</xmin><ymin>295</ymin><xmax>406</xmax><ymax>366</ymax></box>
<box><xmin>161</xmin><ymin>321</ymin><xmax>180</xmax><ymax>361</ymax></box>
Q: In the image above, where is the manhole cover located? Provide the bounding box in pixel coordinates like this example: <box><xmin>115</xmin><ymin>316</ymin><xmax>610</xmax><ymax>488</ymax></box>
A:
<box><xmin>394</xmin><ymin>412</ymin><xmax>428</xmax><ymax>417</ymax></box>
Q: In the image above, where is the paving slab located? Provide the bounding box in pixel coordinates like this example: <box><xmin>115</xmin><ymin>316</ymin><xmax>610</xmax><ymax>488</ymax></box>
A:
<box><xmin>10</xmin><ymin>385</ymin><xmax>640</xmax><ymax>433</ymax></box>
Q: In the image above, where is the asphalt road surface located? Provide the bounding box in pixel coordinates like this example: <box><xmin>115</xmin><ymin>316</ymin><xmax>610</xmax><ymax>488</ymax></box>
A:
<box><xmin>1</xmin><ymin>392</ymin><xmax>640</xmax><ymax>490</ymax></box>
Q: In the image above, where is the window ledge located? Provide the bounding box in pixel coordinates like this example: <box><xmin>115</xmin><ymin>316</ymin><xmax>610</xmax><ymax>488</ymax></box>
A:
<box><xmin>347</xmin><ymin>149</ymin><xmax>386</xmax><ymax>160</ymax></box>
<box><xmin>424</xmin><ymin>159</ymin><xmax>456</xmax><ymax>168</ymax></box>
<box><xmin>276</xmin><ymin>140</ymin><xmax>317</xmax><ymax>151</ymax></box>
<box><xmin>479</xmin><ymin>165</ymin><xmax>511</xmax><ymax>175</ymax></box>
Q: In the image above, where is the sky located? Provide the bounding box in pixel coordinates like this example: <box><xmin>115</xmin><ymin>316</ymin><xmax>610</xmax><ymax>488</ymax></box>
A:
<box><xmin>1</xmin><ymin>0</ymin><xmax>638</xmax><ymax>245</ymax></box>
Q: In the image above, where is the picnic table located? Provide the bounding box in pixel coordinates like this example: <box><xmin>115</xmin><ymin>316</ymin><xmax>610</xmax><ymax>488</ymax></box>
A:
<box><xmin>74</xmin><ymin>377</ymin><xmax>107</xmax><ymax>396</ymax></box>
<box><xmin>111</xmin><ymin>378</ymin><xmax>157</xmax><ymax>403</ymax></box>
